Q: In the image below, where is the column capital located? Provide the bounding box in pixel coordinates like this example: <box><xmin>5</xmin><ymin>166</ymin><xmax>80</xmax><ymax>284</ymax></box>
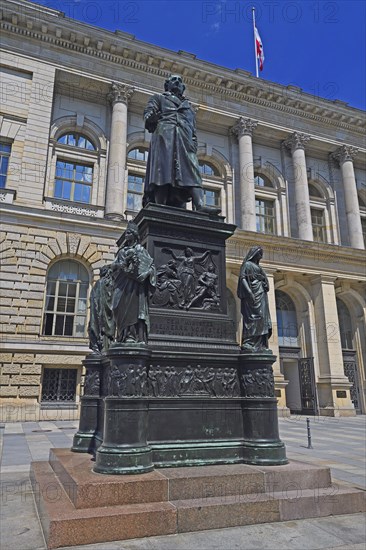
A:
<box><xmin>283</xmin><ymin>132</ymin><xmax>311</xmax><ymax>153</ymax></box>
<box><xmin>230</xmin><ymin>117</ymin><xmax>258</xmax><ymax>139</ymax></box>
<box><xmin>330</xmin><ymin>145</ymin><xmax>359</xmax><ymax>166</ymax></box>
<box><xmin>107</xmin><ymin>82</ymin><xmax>135</xmax><ymax>106</ymax></box>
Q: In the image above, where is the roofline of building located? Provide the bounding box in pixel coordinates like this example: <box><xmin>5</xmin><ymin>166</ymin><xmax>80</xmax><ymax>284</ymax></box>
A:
<box><xmin>1</xmin><ymin>0</ymin><xmax>365</xmax><ymax>124</ymax></box>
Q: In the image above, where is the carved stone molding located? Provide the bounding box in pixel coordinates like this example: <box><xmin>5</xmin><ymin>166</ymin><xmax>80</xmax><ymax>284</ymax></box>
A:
<box><xmin>230</xmin><ymin>117</ymin><xmax>258</xmax><ymax>139</ymax></box>
<box><xmin>107</xmin><ymin>82</ymin><xmax>135</xmax><ymax>106</ymax></box>
<box><xmin>283</xmin><ymin>132</ymin><xmax>311</xmax><ymax>153</ymax></box>
<box><xmin>330</xmin><ymin>145</ymin><xmax>359</xmax><ymax>166</ymax></box>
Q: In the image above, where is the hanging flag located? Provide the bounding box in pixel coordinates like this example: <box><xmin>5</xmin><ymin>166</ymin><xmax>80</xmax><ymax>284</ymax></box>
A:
<box><xmin>254</xmin><ymin>26</ymin><xmax>264</xmax><ymax>71</ymax></box>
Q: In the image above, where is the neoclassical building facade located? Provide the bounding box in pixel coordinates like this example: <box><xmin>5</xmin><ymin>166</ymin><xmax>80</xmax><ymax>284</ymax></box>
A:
<box><xmin>0</xmin><ymin>0</ymin><xmax>365</xmax><ymax>420</ymax></box>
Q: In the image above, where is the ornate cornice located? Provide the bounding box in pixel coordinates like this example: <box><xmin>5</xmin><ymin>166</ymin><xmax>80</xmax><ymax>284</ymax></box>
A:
<box><xmin>283</xmin><ymin>132</ymin><xmax>311</xmax><ymax>153</ymax></box>
<box><xmin>230</xmin><ymin>117</ymin><xmax>258</xmax><ymax>139</ymax></box>
<box><xmin>330</xmin><ymin>145</ymin><xmax>359</xmax><ymax>166</ymax></box>
<box><xmin>107</xmin><ymin>82</ymin><xmax>135</xmax><ymax>106</ymax></box>
<box><xmin>0</xmin><ymin>2</ymin><xmax>365</xmax><ymax>137</ymax></box>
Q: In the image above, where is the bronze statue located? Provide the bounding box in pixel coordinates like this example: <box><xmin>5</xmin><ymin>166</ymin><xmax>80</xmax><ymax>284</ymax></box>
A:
<box><xmin>111</xmin><ymin>222</ymin><xmax>156</xmax><ymax>344</ymax></box>
<box><xmin>143</xmin><ymin>74</ymin><xmax>218</xmax><ymax>213</ymax></box>
<box><xmin>88</xmin><ymin>265</ymin><xmax>115</xmax><ymax>353</ymax></box>
<box><xmin>237</xmin><ymin>246</ymin><xmax>272</xmax><ymax>353</ymax></box>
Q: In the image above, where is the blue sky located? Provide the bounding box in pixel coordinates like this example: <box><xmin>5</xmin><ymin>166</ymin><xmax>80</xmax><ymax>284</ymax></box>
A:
<box><xmin>34</xmin><ymin>0</ymin><xmax>365</xmax><ymax>110</ymax></box>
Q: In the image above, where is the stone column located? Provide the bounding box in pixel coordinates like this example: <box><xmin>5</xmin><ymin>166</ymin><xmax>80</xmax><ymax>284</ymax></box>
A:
<box><xmin>311</xmin><ymin>275</ymin><xmax>355</xmax><ymax>416</ymax></box>
<box><xmin>283</xmin><ymin>132</ymin><xmax>313</xmax><ymax>241</ymax></box>
<box><xmin>331</xmin><ymin>146</ymin><xmax>363</xmax><ymax>249</ymax></box>
<box><xmin>105</xmin><ymin>82</ymin><xmax>135</xmax><ymax>221</ymax></box>
<box><xmin>231</xmin><ymin>118</ymin><xmax>258</xmax><ymax>231</ymax></box>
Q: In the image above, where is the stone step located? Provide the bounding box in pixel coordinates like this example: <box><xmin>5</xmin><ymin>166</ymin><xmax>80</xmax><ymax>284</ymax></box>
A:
<box><xmin>48</xmin><ymin>448</ymin><xmax>332</xmax><ymax>508</ymax></box>
<box><xmin>172</xmin><ymin>484</ymin><xmax>366</xmax><ymax>533</ymax></box>
<box><xmin>31</xmin><ymin>454</ymin><xmax>366</xmax><ymax>549</ymax></box>
<box><xmin>48</xmin><ymin>448</ymin><xmax>169</xmax><ymax>509</ymax></box>
<box><xmin>30</xmin><ymin>461</ymin><xmax>177</xmax><ymax>549</ymax></box>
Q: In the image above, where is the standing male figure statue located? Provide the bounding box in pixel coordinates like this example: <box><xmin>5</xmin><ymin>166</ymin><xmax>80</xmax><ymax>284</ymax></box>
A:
<box><xmin>143</xmin><ymin>74</ymin><xmax>218</xmax><ymax>213</ymax></box>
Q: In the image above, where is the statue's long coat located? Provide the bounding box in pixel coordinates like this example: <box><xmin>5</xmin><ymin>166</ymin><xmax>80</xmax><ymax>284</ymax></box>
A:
<box><xmin>143</xmin><ymin>92</ymin><xmax>202</xmax><ymax>198</ymax></box>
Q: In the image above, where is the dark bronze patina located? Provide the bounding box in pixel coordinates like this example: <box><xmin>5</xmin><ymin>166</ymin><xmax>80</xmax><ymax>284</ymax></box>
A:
<box><xmin>143</xmin><ymin>75</ymin><xmax>219</xmax><ymax>213</ymax></box>
<box><xmin>111</xmin><ymin>222</ymin><xmax>156</xmax><ymax>344</ymax></box>
<box><xmin>88</xmin><ymin>265</ymin><xmax>115</xmax><ymax>353</ymax></box>
<box><xmin>237</xmin><ymin>246</ymin><xmax>272</xmax><ymax>352</ymax></box>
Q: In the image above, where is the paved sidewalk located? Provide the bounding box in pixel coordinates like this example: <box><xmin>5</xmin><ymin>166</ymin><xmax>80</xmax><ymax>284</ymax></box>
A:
<box><xmin>0</xmin><ymin>416</ymin><xmax>365</xmax><ymax>550</ymax></box>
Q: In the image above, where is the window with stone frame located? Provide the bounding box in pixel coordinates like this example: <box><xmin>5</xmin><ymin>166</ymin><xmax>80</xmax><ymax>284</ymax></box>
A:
<box><xmin>275</xmin><ymin>290</ymin><xmax>298</xmax><ymax>347</ymax></box>
<box><xmin>41</xmin><ymin>367</ymin><xmax>77</xmax><ymax>403</ymax></box>
<box><xmin>336</xmin><ymin>298</ymin><xmax>354</xmax><ymax>350</ymax></box>
<box><xmin>254</xmin><ymin>171</ymin><xmax>278</xmax><ymax>235</ymax></box>
<box><xmin>311</xmin><ymin>207</ymin><xmax>326</xmax><ymax>243</ymax></box>
<box><xmin>127</xmin><ymin>173</ymin><xmax>144</xmax><ymax>212</ymax></box>
<box><xmin>53</xmin><ymin>131</ymin><xmax>96</xmax><ymax>204</ymax></box>
<box><xmin>203</xmin><ymin>187</ymin><xmax>221</xmax><ymax>208</ymax></box>
<box><xmin>198</xmin><ymin>159</ymin><xmax>222</xmax><ymax>211</ymax></box>
<box><xmin>42</xmin><ymin>260</ymin><xmax>89</xmax><ymax>338</ymax></box>
<box><xmin>255</xmin><ymin>198</ymin><xmax>276</xmax><ymax>234</ymax></box>
<box><xmin>126</xmin><ymin>146</ymin><xmax>149</xmax><ymax>216</ymax></box>
<box><xmin>54</xmin><ymin>160</ymin><xmax>93</xmax><ymax>203</ymax></box>
<box><xmin>0</xmin><ymin>141</ymin><xmax>11</xmax><ymax>188</ymax></box>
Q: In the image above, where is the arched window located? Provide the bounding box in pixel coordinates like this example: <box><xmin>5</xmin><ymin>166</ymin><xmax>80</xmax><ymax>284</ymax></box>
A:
<box><xmin>336</xmin><ymin>299</ymin><xmax>353</xmax><ymax>350</ymax></box>
<box><xmin>254</xmin><ymin>173</ymin><xmax>273</xmax><ymax>188</ymax></box>
<box><xmin>275</xmin><ymin>290</ymin><xmax>298</xmax><ymax>346</ymax></box>
<box><xmin>43</xmin><ymin>260</ymin><xmax>89</xmax><ymax>337</ymax></box>
<box><xmin>127</xmin><ymin>147</ymin><xmax>149</xmax><ymax>162</ymax></box>
<box><xmin>308</xmin><ymin>183</ymin><xmax>323</xmax><ymax>198</ymax></box>
<box><xmin>57</xmin><ymin>133</ymin><xmax>96</xmax><ymax>150</ymax></box>
<box><xmin>46</xmin><ymin>118</ymin><xmax>108</xmax><ymax>217</ymax></box>
<box><xmin>199</xmin><ymin>161</ymin><xmax>220</xmax><ymax>177</ymax></box>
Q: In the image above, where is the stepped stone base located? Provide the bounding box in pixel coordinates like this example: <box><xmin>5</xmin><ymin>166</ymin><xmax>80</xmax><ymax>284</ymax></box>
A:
<box><xmin>31</xmin><ymin>448</ymin><xmax>366</xmax><ymax>549</ymax></box>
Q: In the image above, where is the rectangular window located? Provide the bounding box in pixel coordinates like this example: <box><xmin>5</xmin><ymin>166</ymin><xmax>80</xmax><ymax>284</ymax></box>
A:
<box><xmin>127</xmin><ymin>173</ymin><xmax>144</xmax><ymax>212</ymax></box>
<box><xmin>41</xmin><ymin>368</ymin><xmax>77</xmax><ymax>402</ymax></box>
<box><xmin>203</xmin><ymin>188</ymin><xmax>221</xmax><ymax>207</ymax></box>
<box><xmin>255</xmin><ymin>199</ymin><xmax>275</xmax><ymax>234</ymax></box>
<box><xmin>311</xmin><ymin>208</ymin><xmax>326</xmax><ymax>243</ymax></box>
<box><xmin>0</xmin><ymin>142</ymin><xmax>11</xmax><ymax>188</ymax></box>
<box><xmin>54</xmin><ymin>160</ymin><xmax>93</xmax><ymax>204</ymax></box>
<box><xmin>43</xmin><ymin>279</ymin><xmax>88</xmax><ymax>337</ymax></box>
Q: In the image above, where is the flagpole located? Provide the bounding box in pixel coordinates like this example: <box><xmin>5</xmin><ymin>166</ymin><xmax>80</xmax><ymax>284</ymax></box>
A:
<box><xmin>252</xmin><ymin>6</ymin><xmax>259</xmax><ymax>78</ymax></box>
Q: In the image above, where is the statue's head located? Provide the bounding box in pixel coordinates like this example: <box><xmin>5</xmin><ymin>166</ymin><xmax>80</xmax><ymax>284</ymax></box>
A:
<box><xmin>100</xmin><ymin>265</ymin><xmax>109</xmax><ymax>277</ymax></box>
<box><xmin>124</xmin><ymin>222</ymin><xmax>139</xmax><ymax>244</ymax></box>
<box><xmin>164</xmin><ymin>74</ymin><xmax>185</xmax><ymax>97</ymax></box>
<box><xmin>185</xmin><ymin>247</ymin><xmax>193</xmax><ymax>257</ymax></box>
<box><xmin>245</xmin><ymin>246</ymin><xmax>263</xmax><ymax>263</ymax></box>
